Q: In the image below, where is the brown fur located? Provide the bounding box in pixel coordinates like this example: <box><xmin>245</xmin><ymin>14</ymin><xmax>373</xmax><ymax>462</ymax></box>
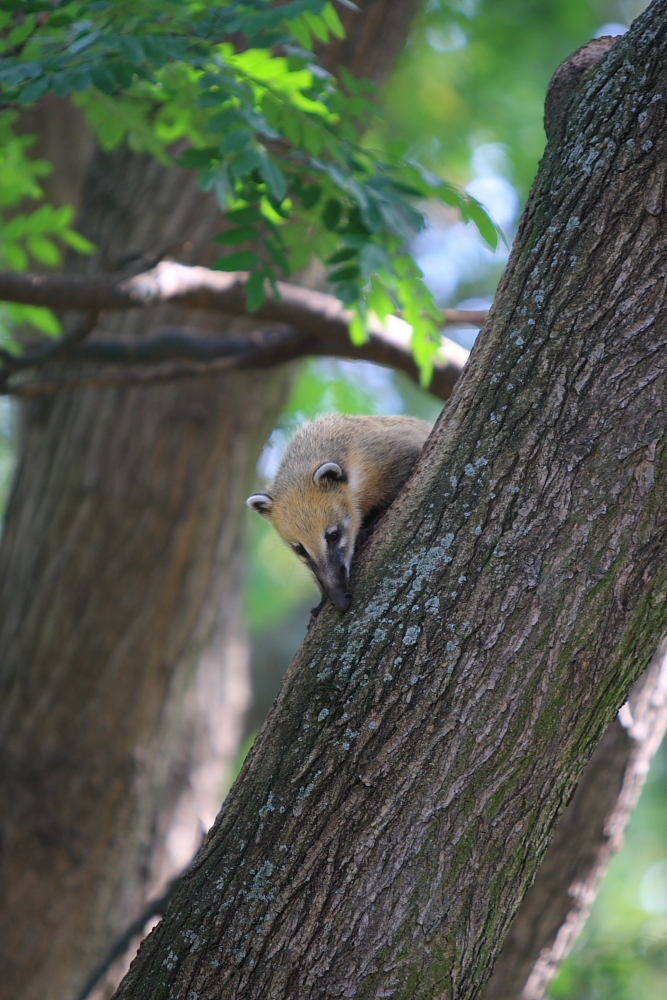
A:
<box><xmin>247</xmin><ymin>414</ymin><xmax>431</xmax><ymax>611</ymax></box>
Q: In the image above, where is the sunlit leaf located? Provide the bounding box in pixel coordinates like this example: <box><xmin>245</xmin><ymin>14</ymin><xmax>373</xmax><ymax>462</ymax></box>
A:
<box><xmin>465</xmin><ymin>200</ymin><xmax>499</xmax><ymax>250</ymax></box>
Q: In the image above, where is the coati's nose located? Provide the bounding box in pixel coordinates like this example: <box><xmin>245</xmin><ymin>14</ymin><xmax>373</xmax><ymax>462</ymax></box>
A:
<box><xmin>331</xmin><ymin>591</ymin><xmax>352</xmax><ymax>612</ymax></box>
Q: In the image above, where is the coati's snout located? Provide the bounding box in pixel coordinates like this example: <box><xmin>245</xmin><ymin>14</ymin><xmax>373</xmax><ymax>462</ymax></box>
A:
<box><xmin>312</xmin><ymin>544</ymin><xmax>352</xmax><ymax>612</ymax></box>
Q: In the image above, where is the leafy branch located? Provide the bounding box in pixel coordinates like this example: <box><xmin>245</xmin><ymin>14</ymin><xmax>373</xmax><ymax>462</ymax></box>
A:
<box><xmin>0</xmin><ymin>1</ymin><xmax>500</xmax><ymax>381</ymax></box>
<box><xmin>0</xmin><ymin>261</ymin><xmax>484</xmax><ymax>397</ymax></box>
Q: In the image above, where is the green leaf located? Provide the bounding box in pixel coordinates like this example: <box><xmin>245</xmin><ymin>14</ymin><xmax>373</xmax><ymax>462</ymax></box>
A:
<box><xmin>246</xmin><ymin>270</ymin><xmax>266</xmax><ymax>312</ymax></box>
<box><xmin>289</xmin><ymin>15</ymin><xmax>313</xmax><ymax>50</ymax></box>
<box><xmin>359</xmin><ymin>242</ymin><xmax>391</xmax><ymax>278</ymax></box>
<box><xmin>327</xmin><ymin>247</ymin><xmax>357</xmax><ymax>264</ymax></box>
<box><xmin>349</xmin><ymin>309</ymin><xmax>368</xmax><ymax>346</ymax></box>
<box><xmin>329</xmin><ymin>264</ymin><xmax>360</xmax><ymax>282</ymax></box>
<box><xmin>230</xmin><ymin>149</ymin><xmax>263</xmax><ymax>177</ymax></box>
<box><xmin>266</xmin><ymin>238</ymin><xmax>289</xmax><ymax>271</ymax></box>
<box><xmin>2</xmin><ymin>243</ymin><xmax>28</xmax><ymax>270</ymax></box>
<box><xmin>118</xmin><ymin>35</ymin><xmax>145</xmax><ymax>68</ymax></box>
<box><xmin>205</xmin><ymin>108</ymin><xmax>244</xmax><ymax>134</ymax></box>
<box><xmin>299</xmin><ymin>184</ymin><xmax>321</xmax><ymax>209</ymax></box>
<box><xmin>178</xmin><ymin>147</ymin><xmax>219</xmax><ymax>169</ymax></box>
<box><xmin>90</xmin><ymin>63</ymin><xmax>118</xmax><ymax>95</ymax></box>
<box><xmin>219</xmin><ymin>129</ymin><xmax>253</xmax><ymax>155</ymax></box>
<box><xmin>27</xmin><ymin>235</ymin><xmax>60</xmax><ymax>266</ymax></box>
<box><xmin>228</xmin><ymin>205</ymin><xmax>262</xmax><ymax>224</ymax></box>
<box><xmin>303</xmin><ymin>11</ymin><xmax>329</xmax><ymax>43</ymax></box>
<box><xmin>60</xmin><ymin>230</ymin><xmax>95</xmax><ymax>255</ymax></box>
<box><xmin>335</xmin><ymin>279</ymin><xmax>359</xmax><ymax>306</ymax></box>
<box><xmin>436</xmin><ymin>184</ymin><xmax>465</xmax><ymax>210</ymax></box>
<box><xmin>279</xmin><ymin>106</ymin><xmax>302</xmax><ymax>147</ymax></box>
<box><xmin>301</xmin><ymin>120</ymin><xmax>323</xmax><ymax>156</ymax></box>
<box><xmin>466</xmin><ymin>200</ymin><xmax>499</xmax><ymax>251</ymax></box>
<box><xmin>18</xmin><ymin>75</ymin><xmax>50</xmax><ymax>104</ymax></box>
<box><xmin>214</xmin><ymin>224</ymin><xmax>258</xmax><ymax>245</ymax></box>
<box><xmin>8</xmin><ymin>13</ymin><xmax>36</xmax><ymax>47</ymax></box>
<box><xmin>323</xmin><ymin>198</ymin><xmax>342</xmax><ymax>231</ymax></box>
<box><xmin>259</xmin><ymin>157</ymin><xmax>287</xmax><ymax>202</ymax></box>
<box><xmin>212</xmin><ymin>168</ymin><xmax>232</xmax><ymax>209</ymax></box>
<box><xmin>213</xmin><ymin>251</ymin><xmax>258</xmax><ymax>271</ymax></box>
<box><xmin>368</xmin><ymin>276</ymin><xmax>396</xmax><ymax>322</ymax></box>
<box><xmin>51</xmin><ymin>72</ymin><xmax>74</xmax><ymax>98</ymax></box>
<box><xmin>106</xmin><ymin>59</ymin><xmax>134</xmax><ymax>90</ymax></box>
<box><xmin>7</xmin><ymin>303</ymin><xmax>61</xmax><ymax>336</ymax></box>
<box><xmin>322</xmin><ymin>3</ymin><xmax>346</xmax><ymax>39</ymax></box>
<box><xmin>342</xmin><ymin>206</ymin><xmax>371</xmax><ymax>236</ymax></box>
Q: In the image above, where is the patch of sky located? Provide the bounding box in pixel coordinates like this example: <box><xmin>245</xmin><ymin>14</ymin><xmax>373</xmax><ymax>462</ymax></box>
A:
<box><xmin>639</xmin><ymin>858</ymin><xmax>667</xmax><ymax>914</ymax></box>
<box><xmin>594</xmin><ymin>22</ymin><xmax>628</xmax><ymax>37</ymax></box>
<box><xmin>425</xmin><ymin>22</ymin><xmax>467</xmax><ymax>53</ymax></box>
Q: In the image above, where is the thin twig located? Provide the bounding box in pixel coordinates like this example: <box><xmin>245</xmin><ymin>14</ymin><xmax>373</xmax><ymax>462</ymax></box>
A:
<box><xmin>0</xmin><ymin>310</ymin><xmax>99</xmax><ymax>374</ymax></box>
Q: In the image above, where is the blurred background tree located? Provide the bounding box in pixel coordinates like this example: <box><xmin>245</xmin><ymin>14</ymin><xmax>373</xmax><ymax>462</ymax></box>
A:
<box><xmin>1</xmin><ymin>1</ymin><xmax>665</xmax><ymax>998</ymax></box>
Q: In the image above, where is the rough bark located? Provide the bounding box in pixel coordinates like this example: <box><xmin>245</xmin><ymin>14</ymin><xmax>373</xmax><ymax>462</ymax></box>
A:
<box><xmin>0</xmin><ymin>5</ymin><xmax>423</xmax><ymax>1000</ymax></box>
<box><xmin>481</xmin><ymin>644</ymin><xmax>667</xmax><ymax>1000</ymax></box>
<box><xmin>476</xmin><ymin>36</ymin><xmax>667</xmax><ymax>998</ymax></box>
<box><xmin>110</xmin><ymin>5</ymin><xmax>667</xmax><ymax>998</ymax></box>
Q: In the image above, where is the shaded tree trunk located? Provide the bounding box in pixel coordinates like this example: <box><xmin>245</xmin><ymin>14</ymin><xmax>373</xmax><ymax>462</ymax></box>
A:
<box><xmin>0</xmin><ymin>5</ymin><xmax>424</xmax><ymax>1000</ymax></box>
<box><xmin>109</xmin><ymin>7</ymin><xmax>667</xmax><ymax>998</ymax></box>
<box><xmin>0</xmin><ymin>141</ymin><xmax>294</xmax><ymax>1000</ymax></box>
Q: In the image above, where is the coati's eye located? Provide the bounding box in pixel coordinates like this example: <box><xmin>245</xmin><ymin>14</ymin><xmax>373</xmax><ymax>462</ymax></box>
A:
<box><xmin>326</xmin><ymin>529</ymin><xmax>340</xmax><ymax>543</ymax></box>
<box><xmin>293</xmin><ymin>543</ymin><xmax>307</xmax><ymax>558</ymax></box>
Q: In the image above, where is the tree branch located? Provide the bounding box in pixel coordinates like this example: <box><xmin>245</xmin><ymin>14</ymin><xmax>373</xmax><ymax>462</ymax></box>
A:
<box><xmin>0</xmin><ymin>262</ymin><xmax>488</xmax><ymax>328</ymax></box>
<box><xmin>3</xmin><ymin>322</ymin><xmax>468</xmax><ymax>399</ymax></box>
<box><xmin>0</xmin><ymin>264</ymin><xmax>476</xmax><ymax>399</ymax></box>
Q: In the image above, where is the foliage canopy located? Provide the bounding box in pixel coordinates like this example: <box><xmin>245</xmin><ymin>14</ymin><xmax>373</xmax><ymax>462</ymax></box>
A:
<box><xmin>0</xmin><ymin>0</ymin><xmax>498</xmax><ymax>381</ymax></box>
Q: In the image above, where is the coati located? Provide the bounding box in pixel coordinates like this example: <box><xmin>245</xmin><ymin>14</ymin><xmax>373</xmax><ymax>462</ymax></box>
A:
<box><xmin>247</xmin><ymin>414</ymin><xmax>432</xmax><ymax>612</ymax></box>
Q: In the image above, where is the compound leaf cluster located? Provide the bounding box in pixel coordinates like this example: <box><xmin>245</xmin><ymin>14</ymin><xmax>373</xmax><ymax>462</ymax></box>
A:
<box><xmin>0</xmin><ymin>0</ymin><xmax>499</xmax><ymax>380</ymax></box>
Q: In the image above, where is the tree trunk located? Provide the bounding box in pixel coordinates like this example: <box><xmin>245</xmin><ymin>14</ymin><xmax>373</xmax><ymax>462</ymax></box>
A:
<box><xmin>0</xmin><ymin>5</ymin><xmax>423</xmax><ymax>1000</ymax></box>
<box><xmin>481</xmin><ymin>644</ymin><xmax>667</xmax><ymax>999</ymax></box>
<box><xmin>478</xmin><ymin>35</ymin><xmax>667</xmax><ymax>997</ymax></box>
<box><xmin>110</xmin><ymin>6</ymin><xmax>667</xmax><ymax>998</ymax></box>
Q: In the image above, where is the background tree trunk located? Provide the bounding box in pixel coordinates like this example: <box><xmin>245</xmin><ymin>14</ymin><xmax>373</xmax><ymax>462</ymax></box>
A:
<box><xmin>0</xmin><ymin>150</ymin><xmax>292</xmax><ymax>994</ymax></box>
<box><xmin>0</xmin><ymin>5</ymin><xmax>423</xmax><ymax>1000</ymax></box>
<box><xmin>109</xmin><ymin>6</ymin><xmax>667</xmax><ymax>997</ymax></box>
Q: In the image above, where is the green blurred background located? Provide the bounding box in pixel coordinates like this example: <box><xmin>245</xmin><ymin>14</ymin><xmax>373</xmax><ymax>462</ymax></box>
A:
<box><xmin>2</xmin><ymin>1</ymin><xmax>665</xmax><ymax>995</ymax></box>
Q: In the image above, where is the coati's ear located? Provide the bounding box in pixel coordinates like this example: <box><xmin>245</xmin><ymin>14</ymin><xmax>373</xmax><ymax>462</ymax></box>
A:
<box><xmin>246</xmin><ymin>493</ymin><xmax>274</xmax><ymax>517</ymax></box>
<box><xmin>313</xmin><ymin>462</ymin><xmax>346</xmax><ymax>487</ymax></box>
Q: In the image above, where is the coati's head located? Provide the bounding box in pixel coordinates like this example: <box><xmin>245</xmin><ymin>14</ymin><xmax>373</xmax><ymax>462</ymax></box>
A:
<box><xmin>247</xmin><ymin>461</ymin><xmax>358</xmax><ymax>612</ymax></box>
